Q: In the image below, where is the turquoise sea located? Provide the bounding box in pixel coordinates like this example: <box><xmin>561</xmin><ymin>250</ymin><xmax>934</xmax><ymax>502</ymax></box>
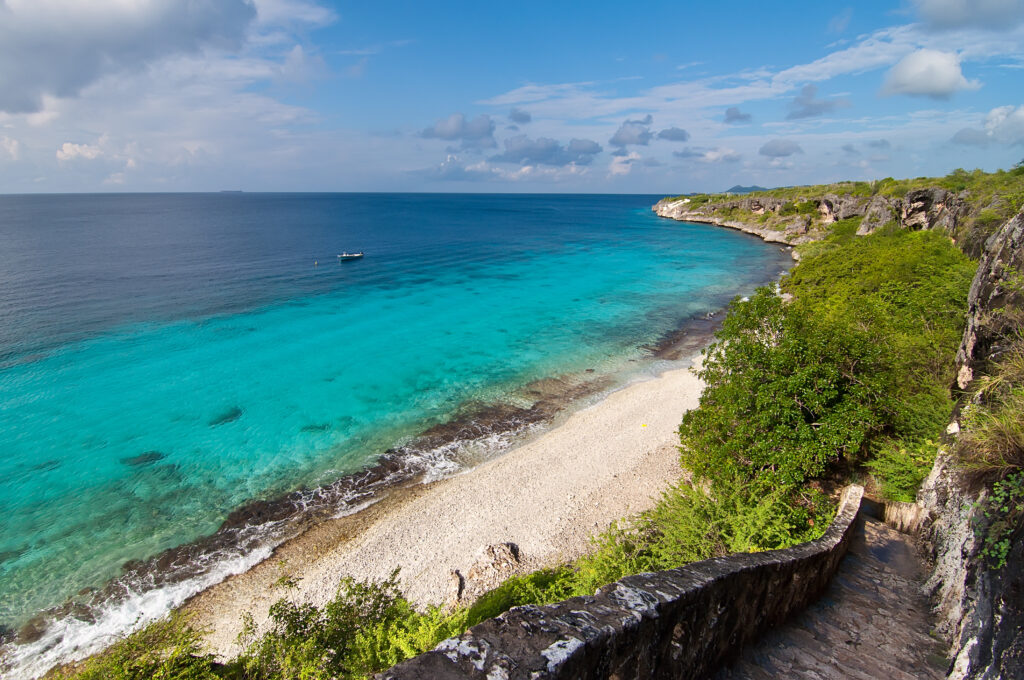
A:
<box><xmin>0</xmin><ymin>193</ymin><xmax>791</xmax><ymax>677</ymax></box>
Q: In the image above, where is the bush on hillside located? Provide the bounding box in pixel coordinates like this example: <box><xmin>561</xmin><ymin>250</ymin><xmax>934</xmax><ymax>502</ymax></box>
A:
<box><xmin>681</xmin><ymin>229</ymin><xmax>975</xmax><ymax>491</ymax></box>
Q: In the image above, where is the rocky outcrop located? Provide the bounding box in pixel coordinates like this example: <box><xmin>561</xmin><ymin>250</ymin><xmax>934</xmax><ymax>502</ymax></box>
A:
<box><xmin>955</xmin><ymin>212</ymin><xmax>1024</xmax><ymax>389</ymax></box>
<box><xmin>378</xmin><ymin>487</ymin><xmax>864</xmax><ymax>680</ymax></box>
<box><xmin>448</xmin><ymin>543</ymin><xmax>524</xmax><ymax>607</ymax></box>
<box><xmin>856</xmin><ymin>195</ymin><xmax>898</xmax><ymax>235</ymax></box>
<box><xmin>917</xmin><ymin>452</ymin><xmax>1024</xmax><ymax>680</ymax></box>
<box><xmin>915</xmin><ymin>210</ymin><xmax>1024</xmax><ymax>680</ymax></box>
<box><xmin>655</xmin><ymin>187</ymin><xmax>971</xmax><ymax>244</ymax></box>
<box><xmin>818</xmin><ymin>193</ymin><xmax>867</xmax><ymax>223</ymax></box>
<box><xmin>901</xmin><ymin>188</ymin><xmax>968</xmax><ymax>236</ymax></box>
<box><xmin>652</xmin><ymin>199</ymin><xmax>811</xmax><ymax>249</ymax></box>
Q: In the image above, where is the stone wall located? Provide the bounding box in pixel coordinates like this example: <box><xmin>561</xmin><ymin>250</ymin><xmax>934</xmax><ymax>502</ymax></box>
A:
<box><xmin>378</xmin><ymin>486</ymin><xmax>863</xmax><ymax>680</ymax></box>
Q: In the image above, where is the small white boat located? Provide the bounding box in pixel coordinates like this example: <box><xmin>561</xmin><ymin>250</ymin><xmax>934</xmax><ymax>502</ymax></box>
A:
<box><xmin>337</xmin><ymin>252</ymin><xmax>364</xmax><ymax>261</ymax></box>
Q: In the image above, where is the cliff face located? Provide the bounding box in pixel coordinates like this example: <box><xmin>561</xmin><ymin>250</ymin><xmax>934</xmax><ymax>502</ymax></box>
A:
<box><xmin>653</xmin><ymin>187</ymin><xmax>976</xmax><ymax>252</ymax></box>
<box><xmin>920</xmin><ymin>211</ymin><xmax>1024</xmax><ymax>680</ymax></box>
<box><xmin>955</xmin><ymin>213</ymin><xmax>1024</xmax><ymax>389</ymax></box>
<box><xmin>652</xmin><ymin>196</ymin><xmax>812</xmax><ymax>246</ymax></box>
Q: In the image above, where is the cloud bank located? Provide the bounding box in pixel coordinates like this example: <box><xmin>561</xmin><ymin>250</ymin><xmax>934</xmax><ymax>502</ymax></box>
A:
<box><xmin>0</xmin><ymin>0</ymin><xmax>258</xmax><ymax>113</ymax></box>
<box><xmin>914</xmin><ymin>0</ymin><xmax>1024</xmax><ymax>30</ymax></box>
<box><xmin>491</xmin><ymin>135</ymin><xmax>602</xmax><ymax>166</ymax></box>
<box><xmin>420</xmin><ymin>113</ymin><xmax>497</xmax><ymax>149</ymax></box>
<box><xmin>759</xmin><ymin>139</ymin><xmax>804</xmax><ymax>157</ymax></box>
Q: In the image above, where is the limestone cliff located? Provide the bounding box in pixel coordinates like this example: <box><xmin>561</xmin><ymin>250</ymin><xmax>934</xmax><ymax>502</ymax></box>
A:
<box><xmin>653</xmin><ymin>186</ymin><xmax>982</xmax><ymax>253</ymax></box>
<box><xmin>920</xmin><ymin>212</ymin><xmax>1024</xmax><ymax>680</ymax></box>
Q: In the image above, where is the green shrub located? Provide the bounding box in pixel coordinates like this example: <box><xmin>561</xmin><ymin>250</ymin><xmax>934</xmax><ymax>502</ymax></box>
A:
<box><xmin>680</xmin><ymin>289</ymin><xmax>880</xmax><ymax>488</ymax></box>
<box><xmin>681</xmin><ymin>229</ymin><xmax>974</xmax><ymax>491</ymax></box>
<box><xmin>233</xmin><ymin>570</ymin><xmax>466</xmax><ymax>680</ymax></box>
<box><xmin>779</xmin><ymin>200</ymin><xmax>818</xmax><ymax>217</ymax></box>
<box><xmin>866</xmin><ymin>439</ymin><xmax>938</xmax><ymax>502</ymax></box>
<box><xmin>977</xmin><ymin>471</ymin><xmax>1024</xmax><ymax>568</ymax></box>
<box><xmin>52</xmin><ymin>614</ymin><xmax>219</xmax><ymax>680</ymax></box>
<box><xmin>460</xmin><ymin>477</ymin><xmax>832</xmax><ymax>621</ymax></box>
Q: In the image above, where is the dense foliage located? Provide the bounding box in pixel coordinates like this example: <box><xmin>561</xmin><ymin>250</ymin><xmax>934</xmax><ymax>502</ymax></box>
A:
<box><xmin>680</xmin><ymin>227</ymin><xmax>974</xmax><ymax>496</ymax></box>
<box><xmin>231</xmin><ymin>570</ymin><xmax>466</xmax><ymax>680</ymax></box>
<box><xmin>51</xmin><ymin>615</ymin><xmax>220</xmax><ymax>680</ymax></box>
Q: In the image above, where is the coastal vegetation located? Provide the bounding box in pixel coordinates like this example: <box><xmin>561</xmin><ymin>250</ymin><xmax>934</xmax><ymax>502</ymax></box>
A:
<box><xmin>54</xmin><ymin>168</ymin><xmax>1024</xmax><ymax>680</ymax></box>
<box><xmin>667</xmin><ymin>165</ymin><xmax>1024</xmax><ymax>255</ymax></box>
<box><xmin>682</xmin><ymin>226</ymin><xmax>974</xmax><ymax>500</ymax></box>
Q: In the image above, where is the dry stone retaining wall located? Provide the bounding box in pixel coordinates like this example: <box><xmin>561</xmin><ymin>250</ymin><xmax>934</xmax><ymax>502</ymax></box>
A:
<box><xmin>378</xmin><ymin>485</ymin><xmax>864</xmax><ymax>680</ymax></box>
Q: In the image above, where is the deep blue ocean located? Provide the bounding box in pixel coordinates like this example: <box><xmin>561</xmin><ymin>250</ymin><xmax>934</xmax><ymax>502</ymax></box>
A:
<box><xmin>0</xmin><ymin>193</ymin><xmax>791</xmax><ymax>676</ymax></box>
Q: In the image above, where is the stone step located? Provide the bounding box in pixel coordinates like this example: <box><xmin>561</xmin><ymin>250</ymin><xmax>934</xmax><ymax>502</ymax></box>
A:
<box><xmin>710</xmin><ymin>516</ymin><xmax>947</xmax><ymax>680</ymax></box>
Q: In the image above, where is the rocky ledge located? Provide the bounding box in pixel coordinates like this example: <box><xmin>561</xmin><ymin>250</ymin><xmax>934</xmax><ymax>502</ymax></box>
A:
<box><xmin>653</xmin><ymin>187</ymin><xmax>971</xmax><ymax>252</ymax></box>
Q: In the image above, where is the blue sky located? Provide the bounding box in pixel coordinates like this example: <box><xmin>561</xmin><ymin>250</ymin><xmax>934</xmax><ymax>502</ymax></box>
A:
<box><xmin>1</xmin><ymin>0</ymin><xmax>1023</xmax><ymax>193</ymax></box>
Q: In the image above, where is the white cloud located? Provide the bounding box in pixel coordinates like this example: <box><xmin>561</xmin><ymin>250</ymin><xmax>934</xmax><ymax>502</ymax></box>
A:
<box><xmin>881</xmin><ymin>49</ymin><xmax>980</xmax><ymax>98</ymax></box>
<box><xmin>0</xmin><ymin>0</ymin><xmax>257</xmax><ymax>113</ymax></box>
<box><xmin>674</xmin><ymin>147</ymin><xmax>741</xmax><ymax>163</ymax></box>
<box><xmin>490</xmin><ymin>135</ymin><xmax>602</xmax><ymax>166</ymax></box>
<box><xmin>420</xmin><ymin>113</ymin><xmax>496</xmax><ymax>150</ymax></box>
<box><xmin>1</xmin><ymin>136</ymin><xmax>19</xmax><ymax>160</ymax></box>
<box><xmin>914</xmin><ymin>0</ymin><xmax>1024</xmax><ymax>30</ymax></box>
<box><xmin>56</xmin><ymin>141</ymin><xmax>102</xmax><ymax>161</ymax></box>
<box><xmin>609</xmin><ymin>115</ymin><xmax>654</xmax><ymax>147</ymax></box>
<box><xmin>759</xmin><ymin>139</ymin><xmax>804</xmax><ymax>157</ymax></box>
<box><xmin>609</xmin><ymin>151</ymin><xmax>640</xmax><ymax>176</ymax></box>
<box><xmin>251</xmin><ymin>0</ymin><xmax>335</xmax><ymax>27</ymax></box>
<box><xmin>952</xmin><ymin>104</ymin><xmax>1024</xmax><ymax>145</ymax></box>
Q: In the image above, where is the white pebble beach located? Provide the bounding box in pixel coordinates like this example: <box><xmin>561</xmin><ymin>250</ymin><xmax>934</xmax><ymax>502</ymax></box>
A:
<box><xmin>186</xmin><ymin>355</ymin><xmax>705</xmax><ymax>658</ymax></box>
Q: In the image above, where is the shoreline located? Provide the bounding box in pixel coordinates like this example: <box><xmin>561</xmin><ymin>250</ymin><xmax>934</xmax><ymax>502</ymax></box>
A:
<box><xmin>2</xmin><ymin>311</ymin><xmax>727</xmax><ymax>680</ymax></box>
<box><xmin>652</xmin><ymin>199</ymin><xmax>804</xmax><ymax>259</ymax></box>
<box><xmin>185</xmin><ymin>352</ymin><xmax>706</xmax><ymax>658</ymax></box>
<box><xmin>4</xmin><ymin>212</ymin><xmax>794</xmax><ymax>678</ymax></box>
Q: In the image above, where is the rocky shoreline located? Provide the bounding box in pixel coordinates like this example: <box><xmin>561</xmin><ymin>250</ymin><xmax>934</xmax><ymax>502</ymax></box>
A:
<box><xmin>185</xmin><ymin>353</ymin><xmax>709</xmax><ymax>658</ymax></box>
<box><xmin>653</xmin><ymin>185</ymin><xmax>977</xmax><ymax>254</ymax></box>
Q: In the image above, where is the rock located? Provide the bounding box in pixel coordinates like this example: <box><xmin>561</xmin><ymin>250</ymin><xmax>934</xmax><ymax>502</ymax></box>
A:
<box><xmin>954</xmin><ymin>212</ymin><xmax>1024</xmax><ymax>389</ymax></box>
<box><xmin>817</xmin><ymin>194</ymin><xmax>838</xmax><ymax>224</ymax></box>
<box><xmin>835</xmin><ymin>195</ymin><xmax>868</xmax><ymax>220</ymax></box>
<box><xmin>920</xmin><ymin>210</ymin><xmax>1024</xmax><ymax>680</ymax></box>
<box><xmin>784</xmin><ymin>215</ymin><xmax>810</xmax><ymax>235</ymax></box>
<box><xmin>17</xmin><ymin>616</ymin><xmax>47</xmax><ymax>644</ymax></box>
<box><xmin>901</xmin><ymin>188</ymin><xmax>966</xmax><ymax>236</ymax></box>
<box><xmin>448</xmin><ymin>543</ymin><xmax>523</xmax><ymax>606</ymax></box>
<box><xmin>857</xmin><ymin>195</ymin><xmax>896</xmax><ymax>235</ymax></box>
<box><xmin>816</xmin><ymin>193</ymin><xmax>868</xmax><ymax>224</ymax></box>
<box><xmin>920</xmin><ymin>451</ymin><xmax>1024</xmax><ymax>680</ymax></box>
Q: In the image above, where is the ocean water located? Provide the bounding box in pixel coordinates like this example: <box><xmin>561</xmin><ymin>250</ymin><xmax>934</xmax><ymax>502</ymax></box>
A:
<box><xmin>0</xmin><ymin>193</ymin><xmax>791</xmax><ymax>676</ymax></box>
